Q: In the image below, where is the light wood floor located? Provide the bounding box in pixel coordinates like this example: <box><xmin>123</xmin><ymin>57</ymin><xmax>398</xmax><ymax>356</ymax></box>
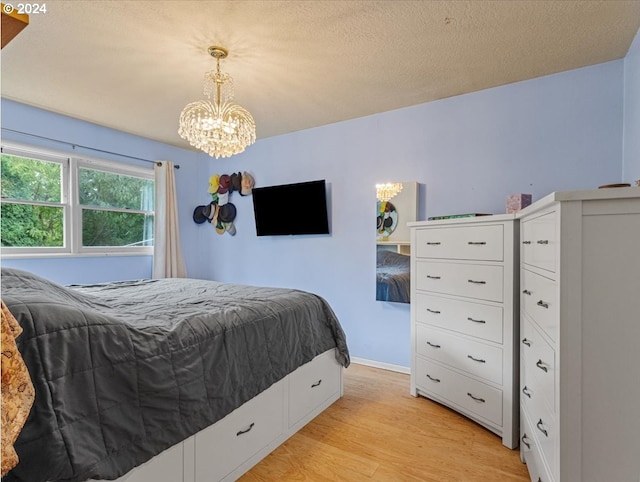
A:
<box><xmin>241</xmin><ymin>363</ymin><xmax>530</xmax><ymax>482</ymax></box>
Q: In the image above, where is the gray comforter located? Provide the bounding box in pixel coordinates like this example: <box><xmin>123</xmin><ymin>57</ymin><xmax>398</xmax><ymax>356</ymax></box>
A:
<box><xmin>0</xmin><ymin>268</ymin><xmax>349</xmax><ymax>482</ymax></box>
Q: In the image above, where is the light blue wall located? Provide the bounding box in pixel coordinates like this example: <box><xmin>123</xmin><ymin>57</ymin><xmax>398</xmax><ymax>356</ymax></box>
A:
<box><xmin>1</xmin><ymin>57</ymin><xmax>627</xmax><ymax>368</ymax></box>
<box><xmin>624</xmin><ymin>28</ymin><xmax>640</xmax><ymax>183</ymax></box>
<box><xmin>198</xmin><ymin>59</ymin><xmax>624</xmax><ymax>368</ymax></box>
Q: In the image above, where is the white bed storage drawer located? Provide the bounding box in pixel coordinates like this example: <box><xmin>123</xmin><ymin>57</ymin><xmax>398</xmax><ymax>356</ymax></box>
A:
<box><xmin>415</xmin><ymin>357</ymin><xmax>503</xmax><ymax>426</ymax></box>
<box><xmin>288</xmin><ymin>350</ymin><xmax>341</xmax><ymax>428</ymax></box>
<box><xmin>104</xmin><ymin>442</ymin><xmax>185</xmax><ymax>482</ymax></box>
<box><xmin>194</xmin><ymin>380</ymin><xmax>285</xmax><ymax>482</ymax></box>
<box><xmin>416</xmin><ymin>324</ymin><xmax>503</xmax><ymax>385</ymax></box>
<box><xmin>414</xmin><ymin>293</ymin><xmax>503</xmax><ymax>343</ymax></box>
<box><xmin>521</xmin><ymin>210</ymin><xmax>557</xmax><ymax>274</ymax></box>
<box><xmin>415</xmin><ymin>261</ymin><xmax>504</xmax><ymax>302</ymax></box>
<box><xmin>415</xmin><ymin>224</ymin><xmax>504</xmax><ymax>261</ymax></box>
<box><xmin>521</xmin><ymin>269</ymin><xmax>558</xmax><ymax>343</ymax></box>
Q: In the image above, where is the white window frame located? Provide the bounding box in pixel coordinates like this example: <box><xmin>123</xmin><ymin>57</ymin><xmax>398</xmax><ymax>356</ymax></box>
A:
<box><xmin>1</xmin><ymin>142</ymin><xmax>154</xmax><ymax>259</ymax></box>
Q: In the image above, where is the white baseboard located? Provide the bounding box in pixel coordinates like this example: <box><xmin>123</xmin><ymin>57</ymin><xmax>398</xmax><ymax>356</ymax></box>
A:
<box><xmin>350</xmin><ymin>357</ymin><xmax>410</xmax><ymax>374</ymax></box>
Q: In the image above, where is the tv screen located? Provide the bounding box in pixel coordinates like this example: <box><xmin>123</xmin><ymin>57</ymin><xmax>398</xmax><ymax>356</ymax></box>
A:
<box><xmin>252</xmin><ymin>180</ymin><xmax>330</xmax><ymax>236</ymax></box>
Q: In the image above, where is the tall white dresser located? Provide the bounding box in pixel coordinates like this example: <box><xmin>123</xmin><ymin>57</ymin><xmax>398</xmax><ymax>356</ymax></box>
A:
<box><xmin>409</xmin><ymin>214</ymin><xmax>519</xmax><ymax>449</ymax></box>
<box><xmin>516</xmin><ymin>188</ymin><xmax>640</xmax><ymax>482</ymax></box>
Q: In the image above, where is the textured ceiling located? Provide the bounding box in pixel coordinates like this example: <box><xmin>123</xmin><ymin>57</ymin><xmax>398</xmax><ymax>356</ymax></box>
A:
<box><xmin>2</xmin><ymin>1</ymin><xmax>640</xmax><ymax>151</ymax></box>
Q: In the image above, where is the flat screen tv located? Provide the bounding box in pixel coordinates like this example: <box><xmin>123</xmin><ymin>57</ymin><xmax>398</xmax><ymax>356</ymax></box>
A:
<box><xmin>252</xmin><ymin>179</ymin><xmax>330</xmax><ymax>236</ymax></box>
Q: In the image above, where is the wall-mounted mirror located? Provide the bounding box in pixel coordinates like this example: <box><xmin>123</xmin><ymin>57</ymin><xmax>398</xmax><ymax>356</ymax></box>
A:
<box><xmin>375</xmin><ymin>181</ymin><xmax>418</xmax><ymax>303</ymax></box>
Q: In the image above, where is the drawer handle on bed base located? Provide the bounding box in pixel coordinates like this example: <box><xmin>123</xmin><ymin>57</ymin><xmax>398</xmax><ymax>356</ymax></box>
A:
<box><xmin>467</xmin><ymin>317</ymin><xmax>486</xmax><ymax>324</ymax></box>
<box><xmin>522</xmin><ymin>338</ymin><xmax>532</xmax><ymax>347</ymax></box>
<box><xmin>522</xmin><ymin>386</ymin><xmax>532</xmax><ymax>398</ymax></box>
<box><xmin>426</xmin><ymin>374</ymin><xmax>440</xmax><ymax>383</ymax></box>
<box><xmin>467</xmin><ymin>279</ymin><xmax>486</xmax><ymax>284</ymax></box>
<box><xmin>467</xmin><ymin>392</ymin><xmax>485</xmax><ymax>403</ymax></box>
<box><xmin>426</xmin><ymin>275</ymin><xmax>441</xmax><ymax>280</ymax></box>
<box><xmin>536</xmin><ymin>300</ymin><xmax>549</xmax><ymax>309</ymax></box>
<box><xmin>467</xmin><ymin>241</ymin><xmax>487</xmax><ymax>245</ymax></box>
<box><xmin>426</xmin><ymin>341</ymin><xmax>441</xmax><ymax>348</ymax></box>
<box><xmin>537</xmin><ymin>240</ymin><xmax>549</xmax><ymax>245</ymax></box>
<box><xmin>522</xmin><ymin>289</ymin><xmax>532</xmax><ymax>295</ymax></box>
<box><xmin>467</xmin><ymin>355</ymin><xmax>486</xmax><ymax>363</ymax></box>
<box><xmin>521</xmin><ymin>434</ymin><xmax>531</xmax><ymax>449</ymax></box>
<box><xmin>522</xmin><ymin>240</ymin><xmax>532</xmax><ymax>245</ymax></box>
<box><xmin>426</xmin><ymin>242</ymin><xmax>441</xmax><ymax>246</ymax></box>
<box><xmin>426</xmin><ymin>308</ymin><xmax>441</xmax><ymax>314</ymax></box>
<box><xmin>236</xmin><ymin>422</ymin><xmax>255</xmax><ymax>436</ymax></box>
<box><xmin>311</xmin><ymin>380</ymin><xmax>322</xmax><ymax>388</ymax></box>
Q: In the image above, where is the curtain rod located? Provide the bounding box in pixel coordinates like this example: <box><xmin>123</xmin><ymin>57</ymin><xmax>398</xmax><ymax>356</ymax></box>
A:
<box><xmin>1</xmin><ymin>127</ymin><xmax>180</xmax><ymax>169</ymax></box>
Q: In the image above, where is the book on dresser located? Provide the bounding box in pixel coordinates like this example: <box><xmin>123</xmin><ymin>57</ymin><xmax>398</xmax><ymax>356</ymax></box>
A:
<box><xmin>408</xmin><ymin>214</ymin><xmax>519</xmax><ymax>449</ymax></box>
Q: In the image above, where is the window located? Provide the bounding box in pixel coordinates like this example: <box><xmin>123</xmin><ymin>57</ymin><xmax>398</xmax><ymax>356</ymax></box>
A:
<box><xmin>1</xmin><ymin>143</ymin><xmax>155</xmax><ymax>257</ymax></box>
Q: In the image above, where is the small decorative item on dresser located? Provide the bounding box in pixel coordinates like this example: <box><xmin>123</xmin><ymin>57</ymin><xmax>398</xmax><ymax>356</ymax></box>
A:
<box><xmin>506</xmin><ymin>193</ymin><xmax>532</xmax><ymax>213</ymax></box>
<box><xmin>635</xmin><ymin>179</ymin><xmax>640</xmax><ymax>187</ymax></box>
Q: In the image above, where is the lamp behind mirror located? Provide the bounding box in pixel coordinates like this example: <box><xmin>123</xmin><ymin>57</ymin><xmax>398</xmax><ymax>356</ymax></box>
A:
<box><xmin>375</xmin><ymin>181</ymin><xmax>417</xmax><ymax>304</ymax></box>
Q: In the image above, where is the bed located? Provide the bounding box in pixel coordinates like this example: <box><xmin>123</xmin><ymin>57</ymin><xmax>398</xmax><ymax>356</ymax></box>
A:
<box><xmin>376</xmin><ymin>249</ymin><xmax>411</xmax><ymax>303</ymax></box>
<box><xmin>0</xmin><ymin>267</ymin><xmax>350</xmax><ymax>482</ymax></box>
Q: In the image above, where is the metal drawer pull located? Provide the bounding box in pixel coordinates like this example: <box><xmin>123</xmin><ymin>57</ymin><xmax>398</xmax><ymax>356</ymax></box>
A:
<box><xmin>467</xmin><ymin>279</ymin><xmax>486</xmax><ymax>284</ymax></box>
<box><xmin>426</xmin><ymin>308</ymin><xmax>441</xmax><ymax>314</ymax></box>
<box><xmin>467</xmin><ymin>355</ymin><xmax>486</xmax><ymax>363</ymax></box>
<box><xmin>537</xmin><ymin>240</ymin><xmax>549</xmax><ymax>245</ymax></box>
<box><xmin>236</xmin><ymin>422</ymin><xmax>255</xmax><ymax>436</ymax></box>
<box><xmin>536</xmin><ymin>359</ymin><xmax>548</xmax><ymax>372</ymax></box>
<box><xmin>522</xmin><ymin>386</ymin><xmax>532</xmax><ymax>398</ymax></box>
<box><xmin>426</xmin><ymin>242</ymin><xmax>441</xmax><ymax>245</ymax></box>
<box><xmin>426</xmin><ymin>341</ymin><xmax>441</xmax><ymax>348</ymax></box>
<box><xmin>427</xmin><ymin>275</ymin><xmax>441</xmax><ymax>280</ymax></box>
<box><xmin>521</xmin><ymin>434</ymin><xmax>531</xmax><ymax>449</ymax></box>
<box><xmin>467</xmin><ymin>317</ymin><xmax>486</xmax><ymax>324</ymax></box>
<box><xmin>311</xmin><ymin>379</ymin><xmax>322</xmax><ymax>388</ymax></box>
<box><xmin>467</xmin><ymin>392</ymin><xmax>485</xmax><ymax>403</ymax></box>
<box><xmin>522</xmin><ymin>240</ymin><xmax>532</xmax><ymax>245</ymax></box>
<box><xmin>522</xmin><ymin>338</ymin><xmax>532</xmax><ymax>347</ymax></box>
<box><xmin>467</xmin><ymin>241</ymin><xmax>487</xmax><ymax>245</ymax></box>
<box><xmin>536</xmin><ymin>419</ymin><xmax>549</xmax><ymax>437</ymax></box>
<box><xmin>426</xmin><ymin>374</ymin><xmax>440</xmax><ymax>383</ymax></box>
<box><xmin>537</xmin><ymin>300</ymin><xmax>549</xmax><ymax>309</ymax></box>
<box><xmin>522</xmin><ymin>289</ymin><xmax>532</xmax><ymax>295</ymax></box>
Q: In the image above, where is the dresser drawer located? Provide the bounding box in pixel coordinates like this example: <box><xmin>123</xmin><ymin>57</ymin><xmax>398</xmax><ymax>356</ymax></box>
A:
<box><xmin>521</xmin><ymin>408</ymin><xmax>554</xmax><ymax>482</ymax></box>
<box><xmin>415</xmin><ymin>224</ymin><xmax>504</xmax><ymax>261</ymax></box>
<box><xmin>194</xmin><ymin>380</ymin><xmax>284</xmax><ymax>481</ymax></box>
<box><xmin>416</xmin><ymin>261</ymin><xmax>504</xmax><ymax>302</ymax></box>
<box><xmin>415</xmin><ymin>293</ymin><xmax>503</xmax><ymax>343</ymax></box>
<box><xmin>288</xmin><ymin>350</ymin><xmax>341</xmax><ymax>428</ymax></box>
<box><xmin>415</xmin><ymin>357</ymin><xmax>503</xmax><ymax>426</ymax></box>
<box><xmin>416</xmin><ymin>324</ymin><xmax>503</xmax><ymax>385</ymax></box>
<box><xmin>521</xmin><ymin>211</ymin><xmax>557</xmax><ymax>274</ymax></box>
<box><xmin>521</xmin><ymin>269</ymin><xmax>558</xmax><ymax>343</ymax></box>
<box><xmin>521</xmin><ymin>316</ymin><xmax>555</xmax><ymax>414</ymax></box>
<box><xmin>522</xmin><ymin>395</ymin><xmax>556</xmax><ymax>480</ymax></box>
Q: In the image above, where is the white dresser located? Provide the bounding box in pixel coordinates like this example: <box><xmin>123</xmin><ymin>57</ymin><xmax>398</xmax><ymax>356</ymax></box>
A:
<box><xmin>517</xmin><ymin>188</ymin><xmax>640</xmax><ymax>482</ymax></box>
<box><xmin>409</xmin><ymin>215</ymin><xmax>519</xmax><ymax>449</ymax></box>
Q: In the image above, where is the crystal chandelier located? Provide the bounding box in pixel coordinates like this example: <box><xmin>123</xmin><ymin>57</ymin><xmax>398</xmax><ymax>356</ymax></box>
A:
<box><xmin>178</xmin><ymin>47</ymin><xmax>256</xmax><ymax>159</ymax></box>
<box><xmin>376</xmin><ymin>183</ymin><xmax>403</xmax><ymax>202</ymax></box>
